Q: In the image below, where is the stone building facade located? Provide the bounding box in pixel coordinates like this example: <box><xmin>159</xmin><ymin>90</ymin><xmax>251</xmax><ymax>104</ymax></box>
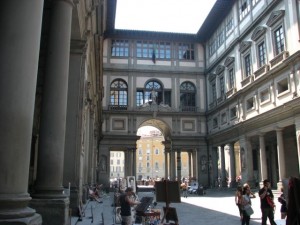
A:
<box><xmin>1</xmin><ymin>0</ymin><xmax>300</xmax><ymax>224</ymax></box>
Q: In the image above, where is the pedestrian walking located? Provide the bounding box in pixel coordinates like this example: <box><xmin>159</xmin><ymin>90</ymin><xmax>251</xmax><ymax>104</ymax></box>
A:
<box><xmin>278</xmin><ymin>187</ymin><xmax>287</xmax><ymax>219</ymax></box>
<box><xmin>259</xmin><ymin>179</ymin><xmax>277</xmax><ymax>225</ymax></box>
<box><xmin>235</xmin><ymin>186</ymin><xmax>243</xmax><ymax>220</ymax></box>
<box><xmin>181</xmin><ymin>182</ymin><xmax>188</xmax><ymax>198</ymax></box>
<box><xmin>241</xmin><ymin>186</ymin><xmax>254</xmax><ymax>225</ymax></box>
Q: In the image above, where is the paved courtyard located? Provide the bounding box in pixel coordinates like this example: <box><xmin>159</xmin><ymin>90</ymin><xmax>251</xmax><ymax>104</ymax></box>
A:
<box><xmin>71</xmin><ymin>188</ymin><xmax>285</xmax><ymax>225</ymax></box>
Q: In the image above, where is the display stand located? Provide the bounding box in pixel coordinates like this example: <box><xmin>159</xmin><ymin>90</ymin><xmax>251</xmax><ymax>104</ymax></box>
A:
<box><xmin>155</xmin><ymin>180</ymin><xmax>180</xmax><ymax>225</ymax></box>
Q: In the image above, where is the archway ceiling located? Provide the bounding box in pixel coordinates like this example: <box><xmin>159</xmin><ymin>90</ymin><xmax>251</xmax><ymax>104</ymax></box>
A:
<box><xmin>139</xmin><ymin>119</ymin><xmax>171</xmax><ymax>139</ymax></box>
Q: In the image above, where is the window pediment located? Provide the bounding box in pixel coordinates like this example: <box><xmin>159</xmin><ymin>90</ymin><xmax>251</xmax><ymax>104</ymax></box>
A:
<box><xmin>266</xmin><ymin>10</ymin><xmax>285</xmax><ymax>27</ymax></box>
<box><xmin>239</xmin><ymin>41</ymin><xmax>252</xmax><ymax>53</ymax></box>
<box><xmin>251</xmin><ymin>26</ymin><xmax>267</xmax><ymax>41</ymax></box>
<box><xmin>208</xmin><ymin>73</ymin><xmax>216</xmax><ymax>82</ymax></box>
<box><xmin>224</xmin><ymin>57</ymin><xmax>235</xmax><ymax>67</ymax></box>
<box><xmin>215</xmin><ymin>65</ymin><xmax>225</xmax><ymax>75</ymax></box>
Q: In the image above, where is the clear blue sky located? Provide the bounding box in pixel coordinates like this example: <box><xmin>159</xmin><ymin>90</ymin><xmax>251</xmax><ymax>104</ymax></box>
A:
<box><xmin>115</xmin><ymin>0</ymin><xmax>217</xmax><ymax>34</ymax></box>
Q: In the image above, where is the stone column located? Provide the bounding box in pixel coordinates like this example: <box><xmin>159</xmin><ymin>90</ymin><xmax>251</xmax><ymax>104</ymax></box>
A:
<box><xmin>170</xmin><ymin>148</ymin><xmax>176</xmax><ymax>181</ymax></box>
<box><xmin>224</xmin><ymin>144</ymin><xmax>231</xmax><ymax>187</ymax></box>
<box><xmin>124</xmin><ymin>149</ymin><xmax>130</xmax><ymax>177</ymax></box>
<box><xmin>63</xmin><ymin>40</ymin><xmax>86</xmax><ymax>215</ymax></box>
<box><xmin>192</xmin><ymin>150</ymin><xmax>197</xmax><ymax>179</ymax></box>
<box><xmin>228</xmin><ymin>143</ymin><xmax>236</xmax><ymax>187</ymax></box>
<box><xmin>164</xmin><ymin>151</ymin><xmax>169</xmax><ymax>180</ymax></box>
<box><xmin>239</xmin><ymin>135</ymin><xmax>255</xmax><ymax>185</ymax></box>
<box><xmin>0</xmin><ymin>1</ymin><xmax>43</xmax><ymax>224</ymax></box>
<box><xmin>31</xmin><ymin>1</ymin><xmax>74</xmax><ymax>224</ymax></box>
<box><xmin>188</xmin><ymin>152</ymin><xmax>192</xmax><ymax>180</ymax></box>
<box><xmin>259</xmin><ymin>133</ymin><xmax>268</xmax><ymax>187</ymax></box>
<box><xmin>276</xmin><ymin>128</ymin><xmax>286</xmax><ymax>189</ymax></box>
<box><xmin>83</xmin><ymin>105</ymin><xmax>91</xmax><ymax>185</ymax></box>
<box><xmin>129</xmin><ymin>148</ymin><xmax>134</xmax><ymax>176</ymax></box>
<box><xmin>88</xmin><ymin>108</ymin><xmax>95</xmax><ymax>184</ymax></box>
<box><xmin>176</xmin><ymin>150</ymin><xmax>182</xmax><ymax>182</ymax></box>
<box><xmin>295</xmin><ymin>117</ymin><xmax>300</xmax><ymax>175</ymax></box>
<box><xmin>245</xmin><ymin>138</ymin><xmax>255</xmax><ymax>186</ymax></box>
<box><xmin>219</xmin><ymin>145</ymin><xmax>226</xmax><ymax>187</ymax></box>
<box><xmin>162</xmin><ymin>141</ymin><xmax>170</xmax><ymax>179</ymax></box>
<box><xmin>211</xmin><ymin>147</ymin><xmax>219</xmax><ymax>187</ymax></box>
<box><xmin>132</xmin><ymin>148</ymin><xmax>137</xmax><ymax>177</ymax></box>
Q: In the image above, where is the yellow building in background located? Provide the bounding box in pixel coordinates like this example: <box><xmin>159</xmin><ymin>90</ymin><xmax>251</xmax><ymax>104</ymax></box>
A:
<box><xmin>136</xmin><ymin>127</ymin><xmax>189</xmax><ymax>181</ymax></box>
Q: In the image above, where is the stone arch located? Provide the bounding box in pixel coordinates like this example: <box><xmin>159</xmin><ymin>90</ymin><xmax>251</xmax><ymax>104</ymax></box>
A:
<box><xmin>138</xmin><ymin>118</ymin><xmax>172</xmax><ymax>141</ymax></box>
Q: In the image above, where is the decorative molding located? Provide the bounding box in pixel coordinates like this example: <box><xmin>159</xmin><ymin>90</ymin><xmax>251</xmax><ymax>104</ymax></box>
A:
<box><xmin>215</xmin><ymin>65</ymin><xmax>225</xmax><ymax>75</ymax></box>
<box><xmin>266</xmin><ymin>10</ymin><xmax>285</xmax><ymax>27</ymax></box>
<box><xmin>182</xmin><ymin>120</ymin><xmax>195</xmax><ymax>131</ymax></box>
<box><xmin>251</xmin><ymin>26</ymin><xmax>267</xmax><ymax>41</ymax></box>
<box><xmin>241</xmin><ymin>75</ymin><xmax>253</xmax><ymax>87</ymax></box>
<box><xmin>254</xmin><ymin>64</ymin><xmax>270</xmax><ymax>79</ymax></box>
<box><xmin>239</xmin><ymin>41</ymin><xmax>252</xmax><ymax>53</ymax></box>
<box><xmin>208</xmin><ymin>73</ymin><xmax>216</xmax><ymax>82</ymax></box>
<box><xmin>112</xmin><ymin>118</ymin><xmax>126</xmax><ymax>130</ymax></box>
<box><xmin>270</xmin><ymin>51</ymin><xmax>289</xmax><ymax>68</ymax></box>
<box><xmin>224</xmin><ymin>57</ymin><xmax>235</xmax><ymax>67</ymax></box>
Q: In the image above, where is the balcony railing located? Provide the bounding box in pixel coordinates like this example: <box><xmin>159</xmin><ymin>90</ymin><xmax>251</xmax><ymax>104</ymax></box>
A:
<box><xmin>254</xmin><ymin>64</ymin><xmax>269</xmax><ymax>79</ymax></box>
<box><xmin>180</xmin><ymin>106</ymin><xmax>197</xmax><ymax>112</ymax></box>
<box><xmin>108</xmin><ymin>105</ymin><xmax>127</xmax><ymax>111</ymax></box>
<box><xmin>270</xmin><ymin>51</ymin><xmax>289</xmax><ymax>68</ymax></box>
<box><xmin>241</xmin><ymin>75</ymin><xmax>253</xmax><ymax>87</ymax></box>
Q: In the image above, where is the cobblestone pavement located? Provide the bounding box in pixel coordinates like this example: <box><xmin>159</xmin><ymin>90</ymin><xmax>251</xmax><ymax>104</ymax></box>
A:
<box><xmin>71</xmin><ymin>188</ymin><xmax>286</xmax><ymax>225</ymax></box>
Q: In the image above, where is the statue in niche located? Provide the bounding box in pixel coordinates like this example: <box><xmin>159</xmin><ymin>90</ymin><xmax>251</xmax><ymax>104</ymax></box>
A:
<box><xmin>201</xmin><ymin>155</ymin><xmax>207</xmax><ymax>172</ymax></box>
<box><xmin>99</xmin><ymin>155</ymin><xmax>107</xmax><ymax>172</ymax></box>
<box><xmin>150</xmin><ymin>88</ymin><xmax>157</xmax><ymax>104</ymax></box>
<box><xmin>241</xmin><ymin>148</ymin><xmax>246</xmax><ymax>169</ymax></box>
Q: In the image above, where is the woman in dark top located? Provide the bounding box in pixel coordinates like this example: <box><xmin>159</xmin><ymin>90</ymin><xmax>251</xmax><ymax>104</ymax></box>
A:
<box><xmin>278</xmin><ymin>187</ymin><xmax>287</xmax><ymax>219</ymax></box>
<box><xmin>119</xmin><ymin>187</ymin><xmax>140</xmax><ymax>225</ymax></box>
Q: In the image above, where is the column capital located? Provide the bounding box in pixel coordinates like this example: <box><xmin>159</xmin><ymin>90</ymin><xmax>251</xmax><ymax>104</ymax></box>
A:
<box><xmin>275</xmin><ymin>126</ymin><xmax>283</xmax><ymax>132</ymax></box>
<box><xmin>54</xmin><ymin>0</ymin><xmax>74</xmax><ymax>7</ymax></box>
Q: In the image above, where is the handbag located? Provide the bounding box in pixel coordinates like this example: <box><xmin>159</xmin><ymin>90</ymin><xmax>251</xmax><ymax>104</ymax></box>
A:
<box><xmin>244</xmin><ymin>205</ymin><xmax>254</xmax><ymax>216</ymax></box>
<box><xmin>266</xmin><ymin>196</ymin><xmax>276</xmax><ymax>208</ymax></box>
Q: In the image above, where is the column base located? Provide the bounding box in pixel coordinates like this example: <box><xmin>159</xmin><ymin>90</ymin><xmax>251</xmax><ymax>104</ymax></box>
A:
<box><xmin>69</xmin><ymin>189</ymin><xmax>80</xmax><ymax>217</ymax></box>
<box><xmin>0</xmin><ymin>213</ymin><xmax>42</xmax><ymax>225</ymax></box>
<box><xmin>30</xmin><ymin>198</ymin><xmax>70</xmax><ymax>225</ymax></box>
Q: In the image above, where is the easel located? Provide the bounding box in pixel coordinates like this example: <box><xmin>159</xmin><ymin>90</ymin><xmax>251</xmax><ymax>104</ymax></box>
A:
<box><xmin>156</xmin><ymin>180</ymin><xmax>179</xmax><ymax>225</ymax></box>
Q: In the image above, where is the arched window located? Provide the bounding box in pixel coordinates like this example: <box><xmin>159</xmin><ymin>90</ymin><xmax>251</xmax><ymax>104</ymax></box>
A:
<box><xmin>180</xmin><ymin>81</ymin><xmax>196</xmax><ymax>111</ymax></box>
<box><xmin>136</xmin><ymin>80</ymin><xmax>171</xmax><ymax>106</ymax></box>
<box><xmin>110</xmin><ymin>79</ymin><xmax>127</xmax><ymax>110</ymax></box>
<box><xmin>145</xmin><ymin>80</ymin><xmax>162</xmax><ymax>104</ymax></box>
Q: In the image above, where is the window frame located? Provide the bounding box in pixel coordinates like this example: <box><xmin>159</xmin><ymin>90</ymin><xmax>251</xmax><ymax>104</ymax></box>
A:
<box><xmin>257</xmin><ymin>40</ymin><xmax>267</xmax><ymax>68</ymax></box>
<box><xmin>180</xmin><ymin>81</ymin><xmax>196</xmax><ymax>111</ymax></box>
<box><xmin>246</xmin><ymin>96</ymin><xmax>255</xmax><ymax>111</ymax></box>
<box><xmin>243</xmin><ymin>52</ymin><xmax>252</xmax><ymax>78</ymax></box>
<box><xmin>273</xmin><ymin>24</ymin><xmax>285</xmax><ymax>56</ymax></box>
<box><xmin>136</xmin><ymin>79</ymin><xmax>171</xmax><ymax>107</ymax></box>
<box><xmin>178</xmin><ymin>43</ymin><xmax>195</xmax><ymax>60</ymax></box>
<box><xmin>111</xmin><ymin>39</ymin><xmax>129</xmax><ymax>57</ymax></box>
<box><xmin>239</xmin><ymin>0</ymin><xmax>251</xmax><ymax>21</ymax></box>
<box><xmin>259</xmin><ymin>88</ymin><xmax>271</xmax><ymax>105</ymax></box>
<box><xmin>110</xmin><ymin>79</ymin><xmax>128</xmax><ymax>106</ymax></box>
<box><xmin>276</xmin><ymin>77</ymin><xmax>290</xmax><ymax>97</ymax></box>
